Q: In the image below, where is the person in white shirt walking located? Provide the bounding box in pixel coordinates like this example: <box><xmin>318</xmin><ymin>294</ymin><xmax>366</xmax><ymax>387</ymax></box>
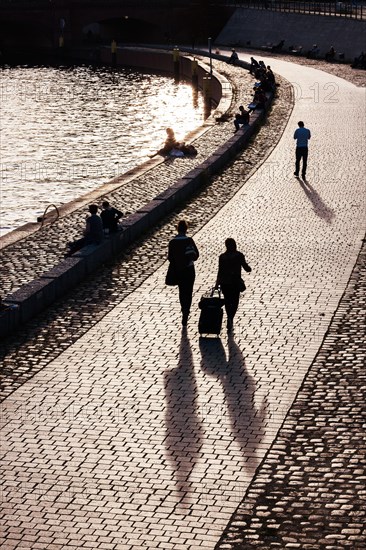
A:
<box><xmin>294</xmin><ymin>121</ymin><xmax>311</xmax><ymax>179</ymax></box>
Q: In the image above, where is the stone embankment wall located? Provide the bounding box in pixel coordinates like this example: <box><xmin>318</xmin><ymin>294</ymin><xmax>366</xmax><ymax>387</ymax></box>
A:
<box><xmin>0</xmin><ymin>48</ymin><xmax>272</xmax><ymax>339</ymax></box>
<box><xmin>217</xmin><ymin>8</ymin><xmax>366</xmax><ymax>61</ymax></box>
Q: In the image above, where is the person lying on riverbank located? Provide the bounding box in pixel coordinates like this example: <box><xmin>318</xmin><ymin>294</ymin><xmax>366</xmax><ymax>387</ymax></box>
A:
<box><xmin>151</xmin><ymin>127</ymin><xmax>198</xmax><ymax>158</ymax></box>
<box><xmin>66</xmin><ymin>204</ymin><xmax>104</xmax><ymax>256</ymax></box>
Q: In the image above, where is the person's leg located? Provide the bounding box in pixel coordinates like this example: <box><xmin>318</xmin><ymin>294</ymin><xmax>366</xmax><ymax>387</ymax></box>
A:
<box><xmin>178</xmin><ymin>268</ymin><xmax>195</xmax><ymax>325</ymax></box>
<box><xmin>230</xmin><ymin>291</ymin><xmax>240</xmax><ymax>320</ymax></box>
<box><xmin>68</xmin><ymin>237</ymin><xmax>86</xmax><ymax>255</ymax></box>
<box><xmin>221</xmin><ymin>286</ymin><xmax>240</xmax><ymax>331</ymax></box>
<box><xmin>302</xmin><ymin>148</ymin><xmax>308</xmax><ymax>177</ymax></box>
<box><xmin>295</xmin><ymin>148</ymin><xmax>302</xmax><ymax>176</ymax></box>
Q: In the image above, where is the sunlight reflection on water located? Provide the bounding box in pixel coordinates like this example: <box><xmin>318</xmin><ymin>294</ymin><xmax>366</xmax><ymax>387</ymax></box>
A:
<box><xmin>0</xmin><ymin>65</ymin><xmax>204</xmax><ymax>235</ymax></box>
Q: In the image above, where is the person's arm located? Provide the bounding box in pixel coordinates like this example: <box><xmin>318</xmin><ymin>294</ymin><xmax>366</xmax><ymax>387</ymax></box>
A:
<box><xmin>294</xmin><ymin>129</ymin><xmax>298</xmax><ymax>139</ymax></box>
<box><xmin>113</xmin><ymin>207</ymin><xmax>123</xmax><ymax>220</ymax></box>
<box><xmin>84</xmin><ymin>217</ymin><xmax>91</xmax><ymax>236</ymax></box>
<box><xmin>215</xmin><ymin>257</ymin><xmax>223</xmax><ymax>288</ymax></box>
<box><xmin>191</xmin><ymin>239</ymin><xmax>199</xmax><ymax>261</ymax></box>
<box><xmin>241</xmin><ymin>253</ymin><xmax>251</xmax><ymax>273</ymax></box>
<box><xmin>168</xmin><ymin>240</ymin><xmax>174</xmax><ymax>262</ymax></box>
<box><xmin>308</xmin><ymin>129</ymin><xmax>311</xmax><ymax>139</ymax></box>
<box><xmin>184</xmin><ymin>238</ymin><xmax>199</xmax><ymax>263</ymax></box>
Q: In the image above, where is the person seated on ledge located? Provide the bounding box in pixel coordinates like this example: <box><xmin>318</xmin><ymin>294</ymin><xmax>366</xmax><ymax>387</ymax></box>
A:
<box><xmin>351</xmin><ymin>51</ymin><xmax>366</xmax><ymax>69</ymax></box>
<box><xmin>66</xmin><ymin>204</ymin><xmax>104</xmax><ymax>256</ymax></box>
<box><xmin>234</xmin><ymin>105</ymin><xmax>250</xmax><ymax>132</ymax></box>
<box><xmin>325</xmin><ymin>46</ymin><xmax>336</xmax><ymax>61</ymax></box>
<box><xmin>307</xmin><ymin>44</ymin><xmax>320</xmax><ymax>59</ymax></box>
<box><xmin>258</xmin><ymin>73</ymin><xmax>273</xmax><ymax>93</ymax></box>
<box><xmin>271</xmin><ymin>39</ymin><xmax>284</xmax><ymax>53</ymax></box>
<box><xmin>100</xmin><ymin>200</ymin><xmax>123</xmax><ymax>234</ymax></box>
<box><xmin>229</xmin><ymin>48</ymin><xmax>239</xmax><ymax>64</ymax></box>
<box><xmin>266</xmin><ymin>65</ymin><xmax>276</xmax><ymax>89</ymax></box>
<box><xmin>250</xmin><ymin>56</ymin><xmax>260</xmax><ymax>75</ymax></box>
<box><xmin>248</xmin><ymin>88</ymin><xmax>267</xmax><ymax>113</ymax></box>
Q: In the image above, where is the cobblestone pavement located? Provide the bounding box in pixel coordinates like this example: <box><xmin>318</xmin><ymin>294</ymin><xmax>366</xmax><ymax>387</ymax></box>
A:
<box><xmin>230</xmin><ymin>47</ymin><xmax>366</xmax><ymax>88</ymax></box>
<box><xmin>0</xmin><ymin>57</ymin><xmax>365</xmax><ymax>549</ymax></box>
<box><xmin>216</xmin><ymin>240</ymin><xmax>366</xmax><ymax>550</ymax></box>
<box><xmin>0</xmin><ymin>59</ymin><xmax>254</xmax><ymax>297</ymax></box>
<box><xmin>0</xmin><ymin>69</ymin><xmax>293</xmax><ymax>401</ymax></box>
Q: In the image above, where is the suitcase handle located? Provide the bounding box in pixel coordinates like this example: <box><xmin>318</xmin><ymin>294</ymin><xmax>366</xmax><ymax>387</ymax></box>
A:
<box><xmin>211</xmin><ymin>286</ymin><xmax>222</xmax><ymax>298</ymax></box>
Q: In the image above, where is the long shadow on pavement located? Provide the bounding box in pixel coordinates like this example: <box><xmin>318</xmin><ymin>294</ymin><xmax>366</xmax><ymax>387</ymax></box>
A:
<box><xmin>199</xmin><ymin>335</ymin><xmax>267</xmax><ymax>477</ymax></box>
<box><xmin>298</xmin><ymin>177</ymin><xmax>335</xmax><ymax>223</ymax></box>
<box><xmin>164</xmin><ymin>328</ymin><xmax>204</xmax><ymax>509</ymax></box>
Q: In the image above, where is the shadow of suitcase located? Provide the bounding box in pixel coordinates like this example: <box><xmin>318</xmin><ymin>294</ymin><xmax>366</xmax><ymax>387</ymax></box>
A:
<box><xmin>198</xmin><ymin>288</ymin><xmax>225</xmax><ymax>336</ymax></box>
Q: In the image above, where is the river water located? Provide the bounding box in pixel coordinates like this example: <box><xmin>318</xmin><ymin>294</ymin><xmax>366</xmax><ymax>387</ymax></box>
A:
<box><xmin>0</xmin><ymin>65</ymin><xmax>204</xmax><ymax>236</ymax></box>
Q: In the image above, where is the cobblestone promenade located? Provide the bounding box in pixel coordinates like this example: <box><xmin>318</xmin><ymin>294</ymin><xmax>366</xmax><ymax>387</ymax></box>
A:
<box><xmin>1</xmin><ymin>57</ymin><xmax>365</xmax><ymax>549</ymax></box>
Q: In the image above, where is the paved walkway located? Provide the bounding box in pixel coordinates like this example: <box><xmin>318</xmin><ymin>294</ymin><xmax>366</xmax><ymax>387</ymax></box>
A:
<box><xmin>1</xmin><ymin>57</ymin><xmax>365</xmax><ymax>549</ymax></box>
<box><xmin>217</xmin><ymin>238</ymin><xmax>366</xmax><ymax>549</ymax></box>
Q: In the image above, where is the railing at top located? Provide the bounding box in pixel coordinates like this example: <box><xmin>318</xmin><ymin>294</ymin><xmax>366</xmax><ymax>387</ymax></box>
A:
<box><xmin>0</xmin><ymin>0</ymin><xmax>364</xmax><ymax>20</ymax></box>
<box><xmin>212</xmin><ymin>0</ymin><xmax>365</xmax><ymax>20</ymax></box>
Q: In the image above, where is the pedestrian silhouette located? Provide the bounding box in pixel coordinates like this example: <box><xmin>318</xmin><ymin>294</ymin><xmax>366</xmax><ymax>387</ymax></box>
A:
<box><xmin>166</xmin><ymin>220</ymin><xmax>199</xmax><ymax>326</ymax></box>
<box><xmin>216</xmin><ymin>238</ymin><xmax>251</xmax><ymax>332</ymax></box>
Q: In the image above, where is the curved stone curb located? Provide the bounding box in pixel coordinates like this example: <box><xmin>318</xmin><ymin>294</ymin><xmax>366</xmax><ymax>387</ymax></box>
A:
<box><xmin>1</xmin><ymin>50</ymin><xmax>274</xmax><ymax>339</ymax></box>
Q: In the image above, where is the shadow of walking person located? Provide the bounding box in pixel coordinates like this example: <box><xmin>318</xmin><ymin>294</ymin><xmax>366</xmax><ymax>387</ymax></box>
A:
<box><xmin>299</xmin><ymin>178</ymin><xmax>335</xmax><ymax>224</ymax></box>
<box><xmin>199</xmin><ymin>335</ymin><xmax>267</xmax><ymax>478</ymax></box>
<box><xmin>164</xmin><ymin>328</ymin><xmax>203</xmax><ymax>510</ymax></box>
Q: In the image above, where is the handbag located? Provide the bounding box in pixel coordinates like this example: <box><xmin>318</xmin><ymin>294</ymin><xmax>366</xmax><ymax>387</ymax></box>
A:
<box><xmin>165</xmin><ymin>263</ymin><xmax>178</xmax><ymax>286</ymax></box>
<box><xmin>239</xmin><ymin>278</ymin><xmax>246</xmax><ymax>292</ymax></box>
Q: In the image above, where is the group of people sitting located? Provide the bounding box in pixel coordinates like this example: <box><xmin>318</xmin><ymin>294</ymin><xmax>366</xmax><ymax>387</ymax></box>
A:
<box><xmin>234</xmin><ymin>60</ymin><xmax>274</xmax><ymax>132</ymax></box>
<box><xmin>249</xmin><ymin>58</ymin><xmax>276</xmax><ymax>90</ymax></box>
<box><xmin>66</xmin><ymin>201</ymin><xmax>123</xmax><ymax>256</ymax></box>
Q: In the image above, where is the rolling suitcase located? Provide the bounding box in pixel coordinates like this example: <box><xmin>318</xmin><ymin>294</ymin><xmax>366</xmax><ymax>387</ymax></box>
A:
<box><xmin>198</xmin><ymin>287</ymin><xmax>225</xmax><ymax>336</ymax></box>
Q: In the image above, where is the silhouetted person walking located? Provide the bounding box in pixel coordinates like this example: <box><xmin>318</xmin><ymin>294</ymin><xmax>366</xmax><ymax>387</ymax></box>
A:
<box><xmin>216</xmin><ymin>238</ymin><xmax>251</xmax><ymax>332</ymax></box>
<box><xmin>294</xmin><ymin>120</ymin><xmax>311</xmax><ymax>179</ymax></box>
<box><xmin>168</xmin><ymin>220</ymin><xmax>199</xmax><ymax>326</ymax></box>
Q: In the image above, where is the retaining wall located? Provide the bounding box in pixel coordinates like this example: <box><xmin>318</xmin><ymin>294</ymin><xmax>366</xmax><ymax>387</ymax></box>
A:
<box><xmin>216</xmin><ymin>8</ymin><xmax>366</xmax><ymax>61</ymax></box>
<box><xmin>1</xmin><ymin>49</ymin><xmax>272</xmax><ymax>340</ymax></box>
